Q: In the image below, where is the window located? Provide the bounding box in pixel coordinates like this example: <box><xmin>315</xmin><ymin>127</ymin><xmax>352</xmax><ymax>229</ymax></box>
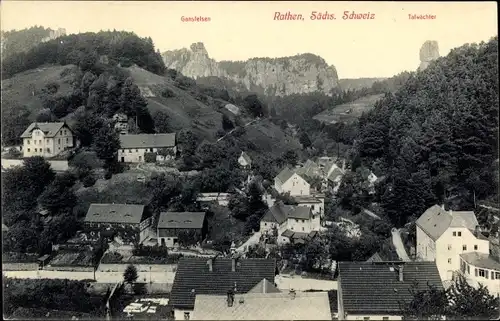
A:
<box><xmin>478</xmin><ymin>269</ymin><xmax>485</xmax><ymax>277</ymax></box>
<box><xmin>184</xmin><ymin>312</ymin><xmax>190</xmax><ymax>320</ymax></box>
<box><xmin>129</xmin><ymin>149</ymin><xmax>132</xmax><ymax>153</ymax></box>
<box><xmin>302</xmin><ymin>227</ymin><xmax>305</xmax><ymax>231</ymax></box>
<box><xmin>458</xmin><ymin>231</ymin><xmax>462</xmax><ymax>236</ymax></box>
<box><xmin>383</xmin><ymin>318</ymin><xmax>389</xmax><ymax>321</ymax></box>
<box><xmin>46</xmin><ymin>148</ymin><xmax>50</xmax><ymax>153</ymax></box>
<box><xmin>448</xmin><ymin>258</ymin><xmax>452</xmax><ymax>264</ymax></box>
<box><xmin>463</xmin><ymin>245</ymin><xmax>467</xmax><ymax>251</ymax></box>
<box><xmin>453</xmin><ymin>232</ymin><xmax>457</xmax><ymax>236</ymax></box>
<box><xmin>27</xmin><ymin>140</ymin><xmax>30</xmax><ymax>144</ymax></box>
<box><xmin>485</xmin><ymin>270</ymin><xmax>489</xmax><ymax>279</ymax></box>
<box><xmin>495</xmin><ymin>272</ymin><xmax>500</xmax><ymax>279</ymax></box>
<box><xmin>474</xmin><ymin>245</ymin><xmax>478</xmax><ymax>250</ymax></box>
<box><xmin>150</xmin><ymin>148</ymin><xmax>153</xmax><ymax>152</ymax></box>
<box><xmin>467</xmin><ymin>265</ymin><xmax>470</xmax><ymax>274</ymax></box>
<box><xmin>27</xmin><ymin>148</ymin><xmax>30</xmax><ymax>152</ymax></box>
<box><xmin>448</xmin><ymin>244</ymin><xmax>452</xmax><ymax>250</ymax></box>
<box><xmin>58</xmin><ymin>139</ymin><xmax>61</xmax><ymax>144</ymax></box>
<box><xmin>34</xmin><ymin>148</ymin><xmax>37</xmax><ymax>152</ymax></box>
<box><xmin>264</xmin><ymin>223</ymin><xmax>267</xmax><ymax>226</ymax></box>
<box><xmin>66</xmin><ymin>138</ymin><xmax>68</xmax><ymax>143</ymax></box>
<box><xmin>122</xmin><ymin>149</ymin><xmax>125</xmax><ymax>153</ymax></box>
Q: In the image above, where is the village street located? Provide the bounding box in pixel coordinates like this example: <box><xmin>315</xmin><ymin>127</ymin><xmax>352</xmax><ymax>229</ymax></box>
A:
<box><xmin>391</xmin><ymin>228</ymin><xmax>411</xmax><ymax>261</ymax></box>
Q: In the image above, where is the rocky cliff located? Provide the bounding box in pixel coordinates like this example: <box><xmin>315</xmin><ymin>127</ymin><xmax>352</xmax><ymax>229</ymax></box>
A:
<box><xmin>162</xmin><ymin>42</ymin><xmax>339</xmax><ymax>96</ymax></box>
<box><xmin>418</xmin><ymin>40</ymin><xmax>440</xmax><ymax>71</ymax></box>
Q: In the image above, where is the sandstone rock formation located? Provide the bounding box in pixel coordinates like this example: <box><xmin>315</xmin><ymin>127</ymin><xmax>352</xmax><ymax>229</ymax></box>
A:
<box><xmin>162</xmin><ymin>42</ymin><xmax>339</xmax><ymax>96</ymax></box>
<box><xmin>41</xmin><ymin>28</ymin><xmax>67</xmax><ymax>43</ymax></box>
<box><xmin>418</xmin><ymin>40</ymin><xmax>440</xmax><ymax>71</ymax></box>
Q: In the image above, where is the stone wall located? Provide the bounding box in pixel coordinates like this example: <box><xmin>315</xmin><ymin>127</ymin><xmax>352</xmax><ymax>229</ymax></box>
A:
<box><xmin>98</xmin><ymin>263</ymin><xmax>177</xmax><ymax>273</ymax></box>
<box><xmin>1</xmin><ymin>158</ymin><xmax>69</xmax><ymax>171</ymax></box>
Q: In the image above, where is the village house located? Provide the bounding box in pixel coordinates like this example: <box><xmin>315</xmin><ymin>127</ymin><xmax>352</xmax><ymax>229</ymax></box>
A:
<box><xmin>169</xmin><ymin>256</ymin><xmax>276</xmax><ymax>320</ymax></box>
<box><xmin>112</xmin><ymin>113</ymin><xmax>129</xmax><ymax>135</ymax></box>
<box><xmin>191</xmin><ymin>288</ymin><xmax>332</xmax><ymax>320</ymax></box>
<box><xmin>20</xmin><ymin>122</ymin><xmax>75</xmax><ymax>158</ymax></box>
<box><xmin>416</xmin><ymin>204</ymin><xmax>490</xmax><ymax>282</ymax></box>
<box><xmin>84</xmin><ymin>203</ymin><xmax>152</xmax><ymax>243</ymax></box>
<box><xmin>118</xmin><ymin>133</ymin><xmax>176</xmax><ymax>163</ymax></box>
<box><xmin>337</xmin><ymin>261</ymin><xmax>443</xmax><ymax>320</ymax></box>
<box><xmin>260</xmin><ymin>202</ymin><xmax>321</xmax><ymax>245</ymax></box>
<box><xmin>459</xmin><ymin>252</ymin><xmax>500</xmax><ymax>296</ymax></box>
<box><xmin>238</xmin><ymin>151</ymin><xmax>252</xmax><ymax>169</ymax></box>
<box><xmin>294</xmin><ymin>194</ymin><xmax>325</xmax><ymax>218</ymax></box>
<box><xmin>157</xmin><ymin>212</ymin><xmax>207</xmax><ymax>248</ymax></box>
<box><xmin>274</xmin><ymin>167</ymin><xmax>311</xmax><ymax>196</ymax></box>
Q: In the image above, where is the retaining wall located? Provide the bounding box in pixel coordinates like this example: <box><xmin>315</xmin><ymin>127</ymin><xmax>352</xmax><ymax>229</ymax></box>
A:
<box><xmin>2</xmin><ymin>158</ymin><xmax>69</xmax><ymax>171</ymax></box>
<box><xmin>2</xmin><ymin>263</ymin><xmax>39</xmax><ymax>271</ymax></box>
<box><xmin>98</xmin><ymin>263</ymin><xmax>177</xmax><ymax>273</ymax></box>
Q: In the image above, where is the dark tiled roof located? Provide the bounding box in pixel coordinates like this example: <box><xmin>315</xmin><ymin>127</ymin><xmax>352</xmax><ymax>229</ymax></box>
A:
<box><xmin>275</xmin><ymin>167</ymin><xmax>295</xmax><ymax>184</ymax></box>
<box><xmin>170</xmin><ymin>257</ymin><xmax>276</xmax><ymax>309</ymax></box>
<box><xmin>366</xmin><ymin>252</ymin><xmax>384</xmax><ymax>262</ymax></box>
<box><xmin>261</xmin><ymin>203</ymin><xmax>312</xmax><ymax>223</ymax></box>
<box><xmin>338</xmin><ymin>261</ymin><xmax>443</xmax><ymax>314</ymax></box>
<box><xmin>157</xmin><ymin>212</ymin><xmax>206</xmax><ymax>229</ymax></box>
<box><xmin>84</xmin><ymin>203</ymin><xmax>145</xmax><ymax>224</ymax></box>
<box><xmin>20</xmin><ymin>122</ymin><xmax>69</xmax><ymax>138</ymax></box>
<box><xmin>119</xmin><ymin>133</ymin><xmax>176</xmax><ymax>149</ymax></box>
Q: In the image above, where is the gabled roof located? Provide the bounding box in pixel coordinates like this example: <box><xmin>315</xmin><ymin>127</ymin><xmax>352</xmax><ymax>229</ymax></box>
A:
<box><xmin>192</xmin><ymin>292</ymin><xmax>332</xmax><ymax>320</ymax></box>
<box><xmin>157</xmin><ymin>212</ymin><xmax>206</xmax><ymax>229</ymax></box>
<box><xmin>366</xmin><ymin>252</ymin><xmax>384</xmax><ymax>262</ymax></box>
<box><xmin>20</xmin><ymin>122</ymin><xmax>69</xmax><ymax>138</ymax></box>
<box><xmin>239</xmin><ymin>151</ymin><xmax>252</xmax><ymax>165</ymax></box>
<box><xmin>416</xmin><ymin>205</ymin><xmax>478</xmax><ymax>241</ymax></box>
<box><xmin>170</xmin><ymin>257</ymin><xmax>276</xmax><ymax>309</ymax></box>
<box><xmin>296</xmin><ymin>160</ymin><xmax>322</xmax><ymax>179</ymax></box>
<box><xmin>247</xmin><ymin>278</ymin><xmax>281</xmax><ymax>294</ymax></box>
<box><xmin>338</xmin><ymin>261</ymin><xmax>443</xmax><ymax>315</ymax></box>
<box><xmin>327</xmin><ymin>167</ymin><xmax>345</xmax><ymax>182</ymax></box>
<box><xmin>275</xmin><ymin>167</ymin><xmax>295</xmax><ymax>184</ymax></box>
<box><xmin>261</xmin><ymin>203</ymin><xmax>312</xmax><ymax>223</ymax></box>
<box><xmin>119</xmin><ymin>133</ymin><xmax>176</xmax><ymax>149</ymax></box>
<box><xmin>84</xmin><ymin>203</ymin><xmax>145</xmax><ymax>224</ymax></box>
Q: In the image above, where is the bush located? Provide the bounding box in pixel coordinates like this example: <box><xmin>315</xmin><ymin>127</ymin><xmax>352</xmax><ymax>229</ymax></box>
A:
<box><xmin>161</xmin><ymin>88</ymin><xmax>175</xmax><ymax>98</ymax></box>
<box><xmin>144</xmin><ymin>152</ymin><xmax>157</xmax><ymax>163</ymax></box>
<box><xmin>82</xmin><ymin>174</ymin><xmax>97</xmax><ymax>187</ymax></box>
<box><xmin>104</xmin><ymin>171</ymin><xmax>112</xmax><ymax>180</ymax></box>
<box><xmin>132</xmin><ymin>244</ymin><xmax>169</xmax><ymax>257</ymax></box>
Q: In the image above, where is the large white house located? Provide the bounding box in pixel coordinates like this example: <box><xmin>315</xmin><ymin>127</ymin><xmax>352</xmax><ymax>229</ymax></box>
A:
<box><xmin>416</xmin><ymin>205</ymin><xmax>491</xmax><ymax>282</ymax></box>
<box><xmin>118</xmin><ymin>133</ymin><xmax>176</xmax><ymax>163</ymax></box>
<box><xmin>238</xmin><ymin>151</ymin><xmax>252</xmax><ymax>169</ymax></box>
<box><xmin>260</xmin><ymin>202</ymin><xmax>321</xmax><ymax>244</ymax></box>
<box><xmin>20</xmin><ymin>122</ymin><xmax>75</xmax><ymax>158</ymax></box>
<box><xmin>274</xmin><ymin>167</ymin><xmax>311</xmax><ymax>196</ymax></box>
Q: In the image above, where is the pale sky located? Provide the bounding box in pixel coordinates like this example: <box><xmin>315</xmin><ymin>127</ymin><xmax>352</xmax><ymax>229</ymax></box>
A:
<box><xmin>1</xmin><ymin>1</ymin><xmax>497</xmax><ymax>78</ymax></box>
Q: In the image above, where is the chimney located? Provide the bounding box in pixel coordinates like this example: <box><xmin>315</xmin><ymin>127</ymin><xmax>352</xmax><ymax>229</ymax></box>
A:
<box><xmin>207</xmin><ymin>258</ymin><xmax>213</xmax><ymax>272</ymax></box>
<box><xmin>227</xmin><ymin>290</ymin><xmax>234</xmax><ymax>307</ymax></box>
<box><xmin>289</xmin><ymin>289</ymin><xmax>296</xmax><ymax>299</ymax></box>
<box><xmin>398</xmin><ymin>265</ymin><xmax>404</xmax><ymax>282</ymax></box>
<box><xmin>474</xmin><ymin>225</ymin><xmax>481</xmax><ymax>237</ymax></box>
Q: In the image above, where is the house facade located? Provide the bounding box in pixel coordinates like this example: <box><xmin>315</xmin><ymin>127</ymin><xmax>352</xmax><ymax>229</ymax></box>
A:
<box><xmin>84</xmin><ymin>203</ymin><xmax>151</xmax><ymax>243</ymax></box>
<box><xmin>416</xmin><ymin>204</ymin><xmax>490</xmax><ymax>281</ymax></box>
<box><xmin>118</xmin><ymin>133</ymin><xmax>176</xmax><ymax>163</ymax></box>
<box><xmin>21</xmin><ymin>122</ymin><xmax>75</xmax><ymax>158</ymax></box>
<box><xmin>294</xmin><ymin>194</ymin><xmax>325</xmax><ymax>218</ymax></box>
<box><xmin>274</xmin><ymin>167</ymin><xmax>311</xmax><ymax>196</ymax></box>
<box><xmin>260</xmin><ymin>202</ymin><xmax>321</xmax><ymax>245</ymax></box>
<box><xmin>157</xmin><ymin>212</ymin><xmax>207</xmax><ymax>248</ymax></box>
<box><xmin>337</xmin><ymin>261</ymin><xmax>443</xmax><ymax>320</ymax></box>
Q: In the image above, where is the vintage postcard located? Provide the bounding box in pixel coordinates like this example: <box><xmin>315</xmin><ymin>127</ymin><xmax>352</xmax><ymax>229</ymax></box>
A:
<box><xmin>1</xmin><ymin>1</ymin><xmax>498</xmax><ymax>320</ymax></box>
